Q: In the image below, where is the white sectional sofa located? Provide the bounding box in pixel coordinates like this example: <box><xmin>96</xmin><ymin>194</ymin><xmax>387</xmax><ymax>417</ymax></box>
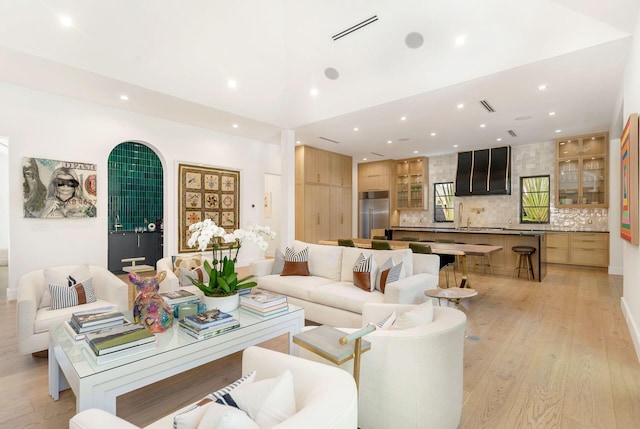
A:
<box><xmin>250</xmin><ymin>240</ymin><xmax>440</xmax><ymax>328</ymax></box>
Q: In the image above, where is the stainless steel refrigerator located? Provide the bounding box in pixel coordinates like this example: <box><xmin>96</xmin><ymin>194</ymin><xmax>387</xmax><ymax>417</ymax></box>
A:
<box><xmin>359</xmin><ymin>191</ymin><xmax>390</xmax><ymax>238</ymax></box>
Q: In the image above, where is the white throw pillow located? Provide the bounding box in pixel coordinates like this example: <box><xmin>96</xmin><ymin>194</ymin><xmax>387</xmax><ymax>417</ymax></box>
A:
<box><xmin>42</xmin><ymin>265</ymin><xmax>91</xmax><ymax>309</ymax></box>
<box><xmin>392</xmin><ymin>301</ymin><xmax>434</xmax><ymax>330</ymax></box>
<box><xmin>196</xmin><ymin>403</ymin><xmax>259</xmax><ymax>429</ymax></box>
<box><xmin>230</xmin><ymin>370</ymin><xmax>296</xmax><ymax>429</ymax></box>
<box><xmin>375</xmin><ymin>258</ymin><xmax>403</xmax><ymax>293</ymax></box>
<box><xmin>352</xmin><ymin>252</ymin><xmax>378</xmax><ymax>292</ymax></box>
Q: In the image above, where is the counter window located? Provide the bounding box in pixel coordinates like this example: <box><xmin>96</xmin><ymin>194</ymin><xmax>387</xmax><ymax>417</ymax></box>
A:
<box><xmin>433</xmin><ymin>182</ymin><xmax>454</xmax><ymax>222</ymax></box>
<box><xmin>520</xmin><ymin>175</ymin><xmax>550</xmax><ymax>224</ymax></box>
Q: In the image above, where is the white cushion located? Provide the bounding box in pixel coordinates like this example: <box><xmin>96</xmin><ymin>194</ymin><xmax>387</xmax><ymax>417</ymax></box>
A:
<box><xmin>309</xmin><ymin>282</ymin><xmax>385</xmax><ymax>314</ymax></box>
<box><xmin>392</xmin><ymin>301</ymin><xmax>434</xmax><ymax>330</ymax></box>
<box><xmin>292</xmin><ymin>240</ymin><xmax>343</xmax><ymax>282</ymax></box>
<box><xmin>42</xmin><ymin>265</ymin><xmax>91</xmax><ymax>308</ymax></box>
<box><xmin>257</xmin><ymin>274</ymin><xmax>333</xmax><ymax>301</ymax></box>
<box><xmin>196</xmin><ymin>403</ymin><xmax>259</xmax><ymax>429</ymax></box>
<box><xmin>369</xmin><ymin>311</ymin><xmax>397</xmax><ymax>330</ymax></box>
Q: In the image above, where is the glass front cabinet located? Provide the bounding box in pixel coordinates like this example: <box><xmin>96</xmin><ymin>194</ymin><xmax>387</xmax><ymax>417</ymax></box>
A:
<box><xmin>555</xmin><ymin>132</ymin><xmax>608</xmax><ymax>208</ymax></box>
<box><xmin>395</xmin><ymin>157</ymin><xmax>428</xmax><ymax>210</ymax></box>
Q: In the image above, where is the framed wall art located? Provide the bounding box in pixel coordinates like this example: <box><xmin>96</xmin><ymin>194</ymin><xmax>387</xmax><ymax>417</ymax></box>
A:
<box><xmin>178</xmin><ymin>163</ymin><xmax>240</xmax><ymax>252</ymax></box>
<box><xmin>621</xmin><ymin>113</ymin><xmax>639</xmax><ymax>245</ymax></box>
<box><xmin>22</xmin><ymin>157</ymin><xmax>97</xmax><ymax>218</ymax></box>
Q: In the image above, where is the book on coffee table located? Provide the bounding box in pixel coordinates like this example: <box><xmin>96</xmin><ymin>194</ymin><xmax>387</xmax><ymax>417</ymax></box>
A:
<box><xmin>241</xmin><ymin>291</ymin><xmax>287</xmax><ymax>308</ymax></box>
<box><xmin>183</xmin><ymin>309</ymin><xmax>235</xmax><ymax>330</ymax></box>
<box><xmin>89</xmin><ymin>341</ymin><xmax>157</xmax><ymax>365</ymax></box>
<box><xmin>86</xmin><ymin>323</ymin><xmax>155</xmax><ymax>356</ymax></box>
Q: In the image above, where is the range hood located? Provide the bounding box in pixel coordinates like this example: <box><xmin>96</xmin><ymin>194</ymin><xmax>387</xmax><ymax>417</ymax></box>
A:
<box><xmin>455</xmin><ymin>146</ymin><xmax>511</xmax><ymax>196</ymax></box>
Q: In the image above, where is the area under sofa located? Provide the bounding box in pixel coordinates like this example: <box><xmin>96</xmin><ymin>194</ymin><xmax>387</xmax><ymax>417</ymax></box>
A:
<box><xmin>250</xmin><ymin>240</ymin><xmax>440</xmax><ymax>328</ymax></box>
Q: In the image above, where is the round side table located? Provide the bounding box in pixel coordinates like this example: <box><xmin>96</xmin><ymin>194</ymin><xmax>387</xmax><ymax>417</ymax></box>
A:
<box><xmin>424</xmin><ymin>287</ymin><xmax>478</xmax><ymax>308</ymax></box>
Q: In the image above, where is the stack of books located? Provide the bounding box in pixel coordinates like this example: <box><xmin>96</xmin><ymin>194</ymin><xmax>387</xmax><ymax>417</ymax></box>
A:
<box><xmin>240</xmin><ymin>291</ymin><xmax>288</xmax><ymax>317</ymax></box>
<box><xmin>85</xmin><ymin>323</ymin><xmax>156</xmax><ymax>364</ymax></box>
<box><xmin>179</xmin><ymin>308</ymin><xmax>240</xmax><ymax>340</ymax></box>
<box><xmin>66</xmin><ymin>307</ymin><xmax>126</xmax><ymax>341</ymax></box>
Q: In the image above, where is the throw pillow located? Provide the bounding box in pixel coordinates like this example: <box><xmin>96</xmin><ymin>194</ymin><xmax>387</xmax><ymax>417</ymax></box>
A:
<box><xmin>280</xmin><ymin>247</ymin><xmax>310</xmax><ymax>276</ymax></box>
<box><xmin>352</xmin><ymin>253</ymin><xmax>377</xmax><ymax>292</ymax></box>
<box><xmin>375</xmin><ymin>258</ymin><xmax>403</xmax><ymax>293</ymax></box>
<box><xmin>49</xmin><ymin>277</ymin><xmax>97</xmax><ymax>310</ymax></box>
<box><xmin>369</xmin><ymin>311</ymin><xmax>397</xmax><ymax>330</ymax></box>
<box><xmin>270</xmin><ymin>249</ymin><xmax>285</xmax><ymax>275</ymax></box>
<box><xmin>221</xmin><ymin>370</ymin><xmax>296</xmax><ymax>429</ymax></box>
<box><xmin>197</xmin><ymin>403</ymin><xmax>259</xmax><ymax>429</ymax></box>
<box><xmin>392</xmin><ymin>301</ymin><xmax>434</xmax><ymax>330</ymax></box>
<box><xmin>174</xmin><ymin>371</ymin><xmax>257</xmax><ymax>429</ymax></box>
<box><xmin>172</xmin><ymin>254</ymin><xmax>203</xmax><ymax>276</ymax></box>
<box><xmin>179</xmin><ymin>265</ymin><xmax>210</xmax><ymax>287</ymax></box>
<box><xmin>42</xmin><ymin>265</ymin><xmax>91</xmax><ymax>309</ymax></box>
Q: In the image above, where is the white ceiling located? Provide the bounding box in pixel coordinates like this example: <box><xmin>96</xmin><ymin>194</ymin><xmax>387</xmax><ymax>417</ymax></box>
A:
<box><xmin>0</xmin><ymin>0</ymin><xmax>637</xmax><ymax>162</ymax></box>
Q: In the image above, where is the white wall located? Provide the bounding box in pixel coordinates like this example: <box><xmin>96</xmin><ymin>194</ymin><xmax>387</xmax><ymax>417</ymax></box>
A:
<box><xmin>620</xmin><ymin>6</ymin><xmax>640</xmax><ymax>362</ymax></box>
<box><xmin>0</xmin><ymin>137</ymin><xmax>8</xmax><ymax>264</ymax></box>
<box><xmin>0</xmin><ymin>83</ymin><xmax>283</xmax><ymax>299</ymax></box>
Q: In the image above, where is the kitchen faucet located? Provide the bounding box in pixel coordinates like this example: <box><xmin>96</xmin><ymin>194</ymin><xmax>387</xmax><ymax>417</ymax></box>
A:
<box><xmin>114</xmin><ymin>214</ymin><xmax>122</xmax><ymax>231</ymax></box>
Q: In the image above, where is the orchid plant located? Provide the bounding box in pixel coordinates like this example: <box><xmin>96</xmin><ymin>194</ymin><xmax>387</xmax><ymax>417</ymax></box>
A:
<box><xmin>187</xmin><ymin>219</ymin><xmax>276</xmax><ymax>297</ymax></box>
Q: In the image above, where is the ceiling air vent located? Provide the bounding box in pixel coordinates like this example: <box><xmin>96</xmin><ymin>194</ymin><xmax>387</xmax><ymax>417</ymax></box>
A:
<box><xmin>318</xmin><ymin>137</ymin><xmax>340</xmax><ymax>144</ymax></box>
<box><xmin>332</xmin><ymin>15</ymin><xmax>379</xmax><ymax>41</ymax></box>
<box><xmin>370</xmin><ymin>152</ymin><xmax>384</xmax><ymax>157</ymax></box>
<box><xmin>508</xmin><ymin>130</ymin><xmax>517</xmax><ymax>137</ymax></box>
<box><xmin>479</xmin><ymin>100</ymin><xmax>495</xmax><ymax>113</ymax></box>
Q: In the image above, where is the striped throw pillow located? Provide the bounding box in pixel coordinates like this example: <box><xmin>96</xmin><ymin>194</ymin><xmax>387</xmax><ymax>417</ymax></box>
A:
<box><xmin>353</xmin><ymin>253</ymin><xmax>377</xmax><ymax>292</ymax></box>
<box><xmin>48</xmin><ymin>277</ymin><xmax>97</xmax><ymax>310</ymax></box>
<box><xmin>375</xmin><ymin>258</ymin><xmax>403</xmax><ymax>293</ymax></box>
<box><xmin>281</xmin><ymin>247</ymin><xmax>310</xmax><ymax>276</ymax></box>
<box><xmin>369</xmin><ymin>311</ymin><xmax>397</xmax><ymax>330</ymax></box>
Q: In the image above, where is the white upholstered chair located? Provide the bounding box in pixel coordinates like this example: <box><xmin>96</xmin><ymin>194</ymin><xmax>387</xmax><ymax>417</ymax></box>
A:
<box><xmin>69</xmin><ymin>346</ymin><xmax>358</xmax><ymax>429</ymax></box>
<box><xmin>299</xmin><ymin>302</ymin><xmax>467</xmax><ymax>429</ymax></box>
<box><xmin>17</xmin><ymin>264</ymin><xmax>129</xmax><ymax>355</ymax></box>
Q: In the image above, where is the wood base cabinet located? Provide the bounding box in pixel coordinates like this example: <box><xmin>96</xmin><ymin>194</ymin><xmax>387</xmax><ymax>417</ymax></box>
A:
<box><xmin>544</xmin><ymin>232</ymin><xmax>608</xmax><ymax>267</ymax></box>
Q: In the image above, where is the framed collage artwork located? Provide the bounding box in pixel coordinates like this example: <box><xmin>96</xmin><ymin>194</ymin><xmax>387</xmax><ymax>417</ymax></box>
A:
<box><xmin>178</xmin><ymin>163</ymin><xmax>240</xmax><ymax>252</ymax></box>
<box><xmin>621</xmin><ymin>113</ymin><xmax>639</xmax><ymax>245</ymax></box>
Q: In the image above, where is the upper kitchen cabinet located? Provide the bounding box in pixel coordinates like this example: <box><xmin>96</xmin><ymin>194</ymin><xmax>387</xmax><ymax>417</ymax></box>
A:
<box><xmin>455</xmin><ymin>146</ymin><xmax>511</xmax><ymax>196</ymax></box>
<box><xmin>556</xmin><ymin>132</ymin><xmax>608</xmax><ymax>208</ymax></box>
<box><xmin>330</xmin><ymin>152</ymin><xmax>352</xmax><ymax>187</ymax></box>
<box><xmin>395</xmin><ymin>157</ymin><xmax>429</xmax><ymax>210</ymax></box>
<box><xmin>297</xmin><ymin>145</ymin><xmax>331</xmax><ymax>184</ymax></box>
<box><xmin>358</xmin><ymin>160</ymin><xmax>392</xmax><ymax>192</ymax></box>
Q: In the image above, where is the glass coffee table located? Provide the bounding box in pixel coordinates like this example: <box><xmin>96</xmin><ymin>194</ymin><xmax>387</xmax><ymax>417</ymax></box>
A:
<box><xmin>49</xmin><ymin>305</ymin><xmax>304</xmax><ymax>414</ymax></box>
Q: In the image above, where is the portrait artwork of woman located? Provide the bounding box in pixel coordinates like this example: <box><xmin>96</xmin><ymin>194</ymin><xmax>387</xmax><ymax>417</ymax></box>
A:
<box><xmin>41</xmin><ymin>167</ymin><xmax>96</xmax><ymax>218</ymax></box>
<box><xmin>22</xmin><ymin>158</ymin><xmax>48</xmax><ymax>217</ymax></box>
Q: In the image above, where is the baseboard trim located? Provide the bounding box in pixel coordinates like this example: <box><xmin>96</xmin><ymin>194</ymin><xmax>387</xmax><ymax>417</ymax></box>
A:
<box><xmin>621</xmin><ymin>296</ymin><xmax>640</xmax><ymax>364</ymax></box>
<box><xmin>609</xmin><ymin>265</ymin><xmax>623</xmax><ymax>276</ymax></box>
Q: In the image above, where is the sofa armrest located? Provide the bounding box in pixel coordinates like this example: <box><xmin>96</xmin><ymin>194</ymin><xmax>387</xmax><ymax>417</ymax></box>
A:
<box><xmin>383</xmin><ymin>273</ymin><xmax>435</xmax><ymax>305</ymax></box>
<box><xmin>90</xmin><ymin>266</ymin><xmax>129</xmax><ymax>311</ymax></box>
<box><xmin>16</xmin><ymin>272</ymin><xmax>40</xmax><ymax>345</ymax></box>
<box><xmin>361</xmin><ymin>302</ymin><xmax>418</xmax><ymax>326</ymax></box>
<box><xmin>250</xmin><ymin>258</ymin><xmax>275</xmax><ymax>277</ymax></box>
<box><xmin>156</xmin><ymin>257</ymin><xmax>179</xmax><ymax>293</ymax></box>
<box><xmin>69</xmin><ymin>408</ymin><xmax>141</xmax><ymax>429</ymax></box>
<box><xmin>412</xmin><ymin>253</ymin><xmax>440</xmax><ymax>276</ymax></box>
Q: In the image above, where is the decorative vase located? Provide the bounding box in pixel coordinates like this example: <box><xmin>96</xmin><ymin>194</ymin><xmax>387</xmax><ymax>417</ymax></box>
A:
<box><xmin>203</xmin><ymin>292</ymin><xmax>240</xmax><ymax>313</ymax></box>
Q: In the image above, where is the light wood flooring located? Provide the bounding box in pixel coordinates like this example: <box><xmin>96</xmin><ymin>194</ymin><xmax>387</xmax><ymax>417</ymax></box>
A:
<box><xmin>1</xmin><ymin>265</ymin><xmax>639</xmax><ymax>428</ymax></box>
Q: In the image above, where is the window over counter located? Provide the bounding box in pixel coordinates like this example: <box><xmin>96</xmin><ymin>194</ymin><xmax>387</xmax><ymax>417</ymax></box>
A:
<box><xmin>433</xmin><ymin>182</ymin><xmax>454</xmax><ymax>222</ymax></box>
<box><xmin>520</xmin><ymin>175</ymin><xmax>550</xmax><ymax>224</ymax></box>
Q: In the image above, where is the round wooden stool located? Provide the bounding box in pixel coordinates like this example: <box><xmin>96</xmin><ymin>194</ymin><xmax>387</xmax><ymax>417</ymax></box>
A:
<box><xmin>512</xmin><ymin>246</ymin><xmax>536</xmax><ymax>280</ymax></box>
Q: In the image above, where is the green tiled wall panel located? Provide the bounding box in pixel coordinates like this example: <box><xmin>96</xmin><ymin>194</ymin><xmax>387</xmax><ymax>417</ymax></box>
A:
<box><xmin>108</xmin><ymin>142</ymin><xmax>163</xmax><ymax>230</ymax></box>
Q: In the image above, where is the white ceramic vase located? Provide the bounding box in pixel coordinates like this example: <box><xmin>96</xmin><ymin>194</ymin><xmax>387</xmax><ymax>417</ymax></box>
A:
<box><xmin>202</xmin><ymin>293</ymin><xmax>240</xmax><ymax>313</ymax></box>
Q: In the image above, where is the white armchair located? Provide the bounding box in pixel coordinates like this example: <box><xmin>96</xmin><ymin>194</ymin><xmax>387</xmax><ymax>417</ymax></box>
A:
<box><xmin>17</xmin><ymin>265</ymin><xmax>129</xmax><ymax>355</ymax></box>
<box><xmin>155</xmin><ymin>256</ymin><xmax>205</xmax><ymax>298</ymax></box>
<box><xmin>69</xmin><ymin>346</ymin><xmax>358</xmax><ymax>429</ymax></box>
<box><xmin>300</xmin><ymin>302</ymin><xmax>467</xmax><ymax>429</ymax></box>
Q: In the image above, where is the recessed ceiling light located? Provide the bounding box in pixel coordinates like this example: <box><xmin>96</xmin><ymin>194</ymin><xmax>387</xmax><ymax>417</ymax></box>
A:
<box><xmin>227</xmin><ymin>79</ymin><xmax>237</xmax><ymax>89</ymax></box>
<box><xmin>413</xmin><ymin>150</ymin><xmax>418</xmax><ymax>154</ymax></box>
<box><xmin>232</xmin><ymin>124</ymin><xmax>238</xmax><ymax>128</ymax></box>
<box><xmin>387</xmin><ymin>140</ymin><xmax>392</xmax><ymax>144</ymax></box>
<box><xmin>453</xmin><ymin>144</ymin><xmax>459</xmax><ymax>148</ymax></box>
<box><xmin>120</xmin><ymin>95</ymin><xmax>129</xmax><ymax>101</ymax></box>
<box><xmin>400</xmin><ymin>116</ymin><xmax>407</xmax><ymax>121</ymax></box>
<box><xmin>310</xmin><ymin>88</ymin><xmax>319</xmax><ymax>97</ymax></box>
<box><xmin>538</xmin><ymin>84</ymin><xmax>547</xmax><ymax>91</ymax></box>
<box><xmin>496</xmin><ymin>138</ymin><xmax>502</xmax><ymax>142</ymax></box>
<box><xmin>480</xmin><ymin>124</ymin><xmax>486</xmax><ymax>128</ymax></box>
<box><xmin>296</xmin><ymin>140</ymin><xmax>301</xmax><ymax>145</ymax></box>
<box><xmin>363</xmin><ymin>158</ymin><xmax>368</xmax><ymax>161</ymax></box>
<box><xmin>591</xmin><ymin>137</ymin><xmax>596</xmax><ymax>140</ymax></box>
<box><xmin>555</xmin><ymin>129</ymin><xmax>562</xmax><ymax>133</ymax></box>
<box><xmin>59</xmin><ymin>15</ymin><xmax>73</xmax><ymax>28</ymax></box>
<box><xmin>548</xmin><ymin>111</ymin><xmax>556</xmax><ymax>116</ymax></box>
<box><xmin>430</xmin><ymin>132</ymin><xmax>436</xmax><ymax>136</ymax></box>
<box><xmin>455</xmin><ymin>34</ymin><xmax>466</xmax><ymax>46</ymax></box>
<box><xmin>457</xmin><ymin>103</ymin><xmax>464</xmax><ymax>109</ymax></box>
<box><xmin>353</xmin><ymin>127</ymin><xmax>359</xmax><ymax>132</ymax></box>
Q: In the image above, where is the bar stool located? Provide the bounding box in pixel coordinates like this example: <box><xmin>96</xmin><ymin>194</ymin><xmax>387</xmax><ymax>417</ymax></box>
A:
<box><xmin>512</xmin><ymin>246</ymin><xmax>536</xmax><ymax>280</ymax></box>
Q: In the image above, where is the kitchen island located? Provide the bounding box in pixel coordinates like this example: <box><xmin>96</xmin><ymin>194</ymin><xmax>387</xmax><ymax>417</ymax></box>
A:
<box><xmin>391</xmin><ymin>226</ymin><xmax>547</xmax><ymax>281</ymax></box>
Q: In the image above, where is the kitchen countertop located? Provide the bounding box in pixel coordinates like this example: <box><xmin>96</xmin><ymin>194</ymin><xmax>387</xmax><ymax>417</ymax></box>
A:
<box><xmin>391</xmin><ymin>226</ymin><xmax>609</xmax><ymax>235</ymax></box>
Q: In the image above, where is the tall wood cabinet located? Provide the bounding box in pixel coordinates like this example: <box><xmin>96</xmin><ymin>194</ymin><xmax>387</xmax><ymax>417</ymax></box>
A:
<box><xmin>358</xmin><ymin>160</ymin><xmax>392</xmax><ymax>192</ymax></box>
<box><xmin>556</xmin><ymin>132</ymin><xmax>608</xmax><ymax>208</ymax></box>
<box><xmin>296</xmin><ymin>146</ymin><xmax>352</xmax><ymax>243</ymax></box>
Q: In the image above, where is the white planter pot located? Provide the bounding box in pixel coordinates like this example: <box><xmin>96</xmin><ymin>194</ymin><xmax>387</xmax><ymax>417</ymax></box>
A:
<box><xmin>202</xmin><ymin>293</ymin><xmax>240</xmax><ymax>313</ymax></box>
